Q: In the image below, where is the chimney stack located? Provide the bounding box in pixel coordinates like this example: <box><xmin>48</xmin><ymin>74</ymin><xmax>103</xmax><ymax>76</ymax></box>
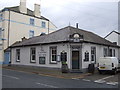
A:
<box><xmin>76</xmin><ymin>23</ymin><xmax>79</xmax><ymax>28</ymax></box>
<box><xmin>19</xmin><ymin>0</ymin><xmax>27</xmax><ymax>14</ymax></box>
<box><xmin>21</xmin><ymin>37</ymin><xmax>27</xmax><ymax>41</ymax></box>
<box><xmin>34</xmin><ymin>4</ymin><xmax>41</xmax><ymax>17</ymax></box>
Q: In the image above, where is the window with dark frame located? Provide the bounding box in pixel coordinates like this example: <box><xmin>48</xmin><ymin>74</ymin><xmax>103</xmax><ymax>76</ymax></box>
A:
<box><xmin>29</xmin><ymin>30</ymin><xmax>34</xmax><ymax>38</ymax></box>
<box><xmin>30</xmin><ymin>18</ymin><xmax>34</xmax><ymax>25</ymax></box>
<box><xmin>109</xmin><ymin>49</ymin><xmax>112</xmax><ymax>57</ymax></box>
<box><xmin>39</xmin><ymin>57</ymin><xmax>45</xmax><ymax>64</ymax></box>
<box><xmin>16</xmin><ymin>49</ymin><xmax>20</xmax><ymax>62</ymax></box>
<box><xmin>61</xmin><ymin>52</ymin><xmax>67</xmax><ymax>62</ymax></box>
<box><xmin>103</xmin><ymin>48</ymin><xmax>108</xmax><ymax>57</ymax></box>
<box><xmin>0</xmin><ymin>28</ymin><xmax>2</xmax><ymax>38</ymax></box>
<box><xmin>42</xmin><ymin>21</ymin><xmax>46</xmax><ymax>28</ymax></box>
<box><xmin>30</xmin><ymin>48</ymin><xmax>36</xmax><ymax>63</ymax></box>
<box><xmin>50</xmin><ymin>47</ymin><xmax>57</xmax><ymax>63</ymax></box>
<box><xmin>91</xmin><ymin>47</ymin><xmax>96</xmax><ymax>63</ymax></box>
<box><xmin>0</xmin><ymin>14</ymin><xmax>3</xmax><ymax>21</ymax></box>
<box><xmin>113</xmin><ymin>49</ymin><xmax>115</xmax><ymax>57</ymax></box>
<box><xmin>84</xmin><ymin>51</ymin><xmax>89</xmax><ymax>62</ymax></box>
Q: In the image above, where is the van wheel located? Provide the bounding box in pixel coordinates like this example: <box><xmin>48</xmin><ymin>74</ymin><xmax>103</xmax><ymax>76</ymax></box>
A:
<box><xmin>112</xmin><ymin>68</ymin><xmax>117</xmax><ymax>75</ymax></box>
<box><xmin>98</xmin><ymin>70</ymin><xmax>102</xmax><ymax>74</ymax></box>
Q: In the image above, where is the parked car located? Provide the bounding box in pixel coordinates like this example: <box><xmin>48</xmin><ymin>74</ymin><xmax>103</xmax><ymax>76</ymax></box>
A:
<box><xmin>97</xmin><ymin>57</ymin><xmax>120</xmax><ymax>74</ymax></box>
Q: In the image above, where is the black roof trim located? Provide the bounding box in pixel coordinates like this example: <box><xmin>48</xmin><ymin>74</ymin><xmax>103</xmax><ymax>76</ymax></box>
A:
<box><xmin>10</xmin><ymin>40</ymin><xmax>120</xmax><ymax>48</ymax></box>
<box><xmin>105</xmin><ymin>30</ymin><xmax>120</xmax><ymax>38</ymax></box>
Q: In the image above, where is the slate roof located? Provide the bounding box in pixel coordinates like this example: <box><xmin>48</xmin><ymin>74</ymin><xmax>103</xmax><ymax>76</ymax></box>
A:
<box><xmin>10</xmin><ymin>26</ymin><xmax>119</xmax><ymax>48</ymax></box>
<box><xmin>1</xmin><ymin>6</ymin><xmax>49</xmax><ymax>21</ymax></box>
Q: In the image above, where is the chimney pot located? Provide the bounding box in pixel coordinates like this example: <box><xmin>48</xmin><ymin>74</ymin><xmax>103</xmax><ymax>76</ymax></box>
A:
<box><xmin>21</xmin><ymin>37</ymin><xmax>27</xmax><ymax>41</ymax></box>
<box><xmin>76</xmin><ymin>23</ymin><xmax>79</xmax><ymax>28</ymax></box>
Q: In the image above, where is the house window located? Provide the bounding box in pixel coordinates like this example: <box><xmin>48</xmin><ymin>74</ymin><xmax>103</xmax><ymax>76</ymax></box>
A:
<box><xmin>0</xmin><ymin>28</ymin><xmax>2</xmax><ymax>38</ymax></box>
<box><xmin>0</xmin><ymin>14</ymin><xmax>3</xmax><ymax>21</ymax></box>
<box><xmin>113</xmin><ymin>49</ymin><xmax>115</xmax><ymax>57</ymax></box>
<box><xmin>30</xmin><ymin>18</ymin><xmax>34</xmax><ymax>25</ymax></box>
<box><xmin>91</xmin><ymin>47</ymin><xmax>96</xmax><ymax>63</ymax></box>
<box><xmin>30</xmin><ymin>48</ymin><xmax>36</xmax><ymax>63</ymax></box>
<box><xmin>39</xmin><ymin>57</ymin><xmax>45</xmax><ymax>64</ymax></box>
<box><xmin>103</xmin><ymin>48</ymin><xmax>108</xmax><ymax>57</ymax></box>
<box><xmin>50</xmin><ymin>47</ymin><xmax>57</xmax><ymax>63</ymax></box>
<box><xmin>109</xmin><ymin>49</ymin><xmax>112</xmax><ymax>57</ymax></box>
<box><xmin>84</xmin><ymin>51</ymin><xmax>89</xmax><ymax>62</ymax></box>
<box><xmin>29</xmin><ymin>30</ymin><xmax>34</xmax><ymax>38</ymax></box>
<box><xmin>16</xmin><ymin>49</ymin><xmax>20</xmax><ymax>62</ymax></box>
<box><xmin>42</xmin><ymin>21</ymin><xmax>46</xmax><ymax>28</ymax></box>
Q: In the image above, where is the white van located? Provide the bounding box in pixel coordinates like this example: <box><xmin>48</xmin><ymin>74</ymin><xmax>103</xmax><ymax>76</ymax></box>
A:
<box><xmin>97</xmin><ymin>57</ymin><xmax>120</xmax><ymax>74</ymax></box>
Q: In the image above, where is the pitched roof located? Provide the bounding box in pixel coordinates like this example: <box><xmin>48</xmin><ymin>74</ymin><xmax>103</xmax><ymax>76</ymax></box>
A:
<box><xmin>1</xmin><ymin>6</ymin><xmax>49</xmax><ymax>21</ymax></box>
<box><xmin>11</xmin><ymin>26</ymin><xmax>119</xmax><ymax>48</ymax></box>
<box><xmin>105</xmin><ymin>30</ymin><xmax>120</xmax><ymax>38</ymax></box>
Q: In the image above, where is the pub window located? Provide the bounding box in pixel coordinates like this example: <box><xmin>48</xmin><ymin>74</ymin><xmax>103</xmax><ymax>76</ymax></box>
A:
<box><xmin>84</xmin><ymin>51</ymin><xmax>89</xmax><ymax>62</ymax></box>
<box><xmin>16</xmin><ymin>49</ymin><xmax>20</xmax><ymax>62</ymax></box>
<box><xmin>61</xmin><ymin>52</ymin><xmax>67</xmax><ymax>62</ymax></box>
<box><xmin>50</xmin><ymin>47</ymin><xmax>57</xmax><ymax>63</ymax></box>
<box><xmin>30</xmin><ymin>48</ymin><xmax>36</xmax><ymax>63</ymax></box>
<box><xmin>39</xmin><ymin>57</ymin><xmax>45</xmax><ymax>64</ymax></box>
<box><xmin>91</xmin><ymin>47</ymin><xmax>96</xmax><ymax>63</ymax></box>
<box><xmin>109</xmin><ymin>49</ymin><xmax>112</xmax><ymax>57</ymax></box>
<box><xmin>113</xmin><ymin>49</ymin><xmax>115</xmax><ymax>57</ymax></box>
<box><xmin>103</xmin><ymin>48</ymin><xmax>108</xmax><ymax>57</ymax></box>
<box><xmin>119</xmin><ymin>59</ymin><xmax>120</xmax><ymax>63</ymax></box>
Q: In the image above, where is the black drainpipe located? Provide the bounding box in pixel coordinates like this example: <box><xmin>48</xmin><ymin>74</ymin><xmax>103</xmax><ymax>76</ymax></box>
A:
<box><xmin>108</xmin><ymin>46</ymin><xmax>110</xmax><ymax>56</ymax></box>
<box><xmin>48</xmin><ymin>20</ymin><xmax>49</xmax><ymax>34</ymax></box>
<box><xmin>8</xmin><ymin>10</ymin><xmax>11</xmax><ymax>64</ymax></box>
<box><xmin>8</xmin><ymin>10</ymin><xmax>10</xmax><ymax>47</ymax></box>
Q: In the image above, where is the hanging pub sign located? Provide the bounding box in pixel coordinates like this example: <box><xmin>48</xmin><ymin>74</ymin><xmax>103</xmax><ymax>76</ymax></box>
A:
<box><xmin>69</xmin><ymin>33</ymin><xmax>84</xmax><ymax>42</ymax></box>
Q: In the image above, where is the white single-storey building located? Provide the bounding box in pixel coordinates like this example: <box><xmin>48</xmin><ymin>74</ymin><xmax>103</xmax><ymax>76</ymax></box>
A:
<box><xmin>10</xmin><ymin>26</ymin><xmax>120</xmax><ymax>72</ymax></box>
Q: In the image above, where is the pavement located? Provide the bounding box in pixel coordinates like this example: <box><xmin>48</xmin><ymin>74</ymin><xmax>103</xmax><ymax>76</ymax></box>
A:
<box><xmin>2</xmin><ymin>65</ymin><xmax>119</xmax><ymax>87</ymax></box>
<box><xmin>2</xmin><ymin>68</ymin><xmax>118</xmax><ymax>88</ymax></box>
<box><xmin>2</xmin><ymin>65</ymin><xmax>92</xmax><ymax>79</ymax></box>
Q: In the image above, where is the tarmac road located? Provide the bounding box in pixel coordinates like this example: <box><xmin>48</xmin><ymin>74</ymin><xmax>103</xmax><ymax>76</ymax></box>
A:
<box><xmin>2</xmin><ymin>68</ymin><xmax>118</xmax><ymax>88</ymax></box>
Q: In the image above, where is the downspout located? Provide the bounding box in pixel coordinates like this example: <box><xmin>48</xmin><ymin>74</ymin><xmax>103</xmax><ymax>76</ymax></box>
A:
<box><xmin>48</xmin><ymin>20</ymin><xmax>49</xmax><ymax>34</ymax></box>
<box><xmin>8</xmin><ymin>10</ymin><xmax>11</xmax><ymax>64</ymax></box>
<box><xmin>8</xmin><ymin>10</ymin><xmax>10</xmax><ymax>47</ymax></box>
<box><xmin>108</xmin><ymin>46</ymin><xmax>110</xmax><ymax>56</ymax></box>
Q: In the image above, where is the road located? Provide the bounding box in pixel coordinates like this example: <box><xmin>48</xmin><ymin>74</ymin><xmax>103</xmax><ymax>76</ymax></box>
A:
<box><xmin>2</xmin><ymin>69</ymin><xmax>118</xmax><ymax>88</ymax></box>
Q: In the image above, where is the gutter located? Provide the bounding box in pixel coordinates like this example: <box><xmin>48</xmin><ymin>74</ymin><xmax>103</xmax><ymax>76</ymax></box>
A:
<box><xmin>9</xmin><ymin>40</ymin><xmax>120</xmax><ymax>49</ymax></box>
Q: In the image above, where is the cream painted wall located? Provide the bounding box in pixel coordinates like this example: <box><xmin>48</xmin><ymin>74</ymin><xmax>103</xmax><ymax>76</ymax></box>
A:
<box><xmin>0</xmin><ymin>9</ymin><xmax>56</xmax><ymax>62</ymax></box>
<box><xmin>1</xmin><ymin>10</ymin><xmax>56</xmax><ymax>50</ymax></box>
<box><xmin>8</xmin><ymin>11</ymin><xmax>56</xmax><ymax>47</ymax></box>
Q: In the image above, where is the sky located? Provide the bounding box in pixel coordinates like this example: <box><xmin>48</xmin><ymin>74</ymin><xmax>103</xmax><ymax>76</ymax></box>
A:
<box><xmin>0</xmin><ymin>0</ymin><xmax>119</xmax><ymax>37</ymax></box>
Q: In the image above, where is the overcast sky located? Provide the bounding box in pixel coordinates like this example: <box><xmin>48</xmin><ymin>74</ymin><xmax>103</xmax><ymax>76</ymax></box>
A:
<box><xmin>0</xmin><ymin>0</ymin><xmax>119</xmax><ymax>37</ymax></box>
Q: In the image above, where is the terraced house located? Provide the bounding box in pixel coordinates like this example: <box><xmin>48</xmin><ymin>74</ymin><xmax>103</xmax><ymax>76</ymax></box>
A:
<box><xmin>10</xmin><ymin>26</ymin><xmax>120</xmax><ymax>72</ymax></box>
<box><xmin>0</xmin><ymin>0</ymin><xmax>57</xmax><ymax>64</ymax></box>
